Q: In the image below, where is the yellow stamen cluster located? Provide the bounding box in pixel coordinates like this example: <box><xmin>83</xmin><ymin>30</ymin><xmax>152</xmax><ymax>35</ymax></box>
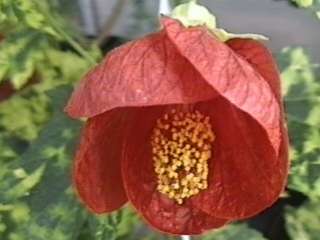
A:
<box><xmin>151</xmin><ymin>109</ymin><xmax>215</xmax><ymax>204</ymax></box>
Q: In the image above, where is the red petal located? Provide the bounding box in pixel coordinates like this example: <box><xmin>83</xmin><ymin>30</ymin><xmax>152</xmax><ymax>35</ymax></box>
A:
<box><xmin>226</xmin><ymin>38</ymin><xmax>281</xmax><ymax>102</ymax></box>
<box><xmin>66</xmin><ymin>31</ymin><xmax>217</xmax><ymax>118</ymax></box>
<box><xmin>73</xmin><ymin>109</ymin><xmax>128</xmax><ymax>213</ymax></box>
<box><xmin>121</xmin><ymin>106</ymin><xmax>228</xmax><ymax>235</ymax></box>
<box><xmin>191</xmin><ymin>97</ymin><xmax>287</xmax><ymax>219</ymax></box>
<box><xmin>162</xmin><ymin>17</ymin><xmax>281</xmax><ymax>155</ymax></box>
<box><xmin>226</xmin><ymin>38</ymin><xmax>289</xmax><ymax>192</ymax></box>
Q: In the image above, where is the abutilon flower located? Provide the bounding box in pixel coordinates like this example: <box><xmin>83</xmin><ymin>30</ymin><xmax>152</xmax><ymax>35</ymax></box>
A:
<box><xmin>65</xmin><ymin>3</ymin><xmax>289</xmax><ymax>235</ymax></box>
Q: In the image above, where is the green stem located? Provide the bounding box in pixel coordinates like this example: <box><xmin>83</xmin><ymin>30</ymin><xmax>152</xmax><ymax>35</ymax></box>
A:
<box><xmin>181</xmin><ymin>236</ymin><xmax>192</xmax><ymax>240</ymax></box>
<box><xmin>54</xmin><ymin>25</ymin><xmax>97</xmax><ymax>65</ymax></box>
<box><xmin>35</xmin><ymin>2</ymin><xmax>97</xmax><ymax>65</ymax></box>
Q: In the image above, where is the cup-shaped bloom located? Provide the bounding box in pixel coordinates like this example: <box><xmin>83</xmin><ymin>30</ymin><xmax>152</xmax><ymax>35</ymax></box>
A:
<box><xmin>65</xmin><ymin>17</ymin><xmax>289</xmax><ymax>235</ymax></box>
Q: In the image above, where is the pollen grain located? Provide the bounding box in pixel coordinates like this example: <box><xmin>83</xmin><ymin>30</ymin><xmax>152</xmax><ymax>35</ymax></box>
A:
<box><xmin>151</xmin><ymin>109</ymin><xmax>215</xmax><ymax>204</ymax></box>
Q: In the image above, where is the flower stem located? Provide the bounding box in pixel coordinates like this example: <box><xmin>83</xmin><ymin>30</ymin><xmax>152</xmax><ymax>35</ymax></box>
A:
<box><xmin>52</xmin><ymin>23</ymin><xmax>97</xmax><ymax>65</ymax></box>
<box><xmin>35</xmin><ymin>2</ymin><xmax>97</xmax><ymax>65</ymax></box>
<box><xmin>181</xmin><ymin>236</ymin><xmax>192</xmax><ymax>240</ymax></box>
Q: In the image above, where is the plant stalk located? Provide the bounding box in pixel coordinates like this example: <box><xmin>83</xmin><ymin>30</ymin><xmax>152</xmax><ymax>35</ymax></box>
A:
<box><xmin>181</xmin><ymin>235</ymin><xmax>191</xmax><ymax>240</ymax></box>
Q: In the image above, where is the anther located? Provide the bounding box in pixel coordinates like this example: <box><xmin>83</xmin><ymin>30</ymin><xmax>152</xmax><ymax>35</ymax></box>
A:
<box><xmin>151</xmin><ymin>109</ymin><xmax>215</xmax><ymax>204</ymax></box>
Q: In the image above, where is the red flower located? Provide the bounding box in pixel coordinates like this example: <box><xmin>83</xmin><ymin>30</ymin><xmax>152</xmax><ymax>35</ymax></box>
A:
<box><xmin>65</xmin><ymin>18</ymin><xmax>289</xmax><ymax>235</ymax></box>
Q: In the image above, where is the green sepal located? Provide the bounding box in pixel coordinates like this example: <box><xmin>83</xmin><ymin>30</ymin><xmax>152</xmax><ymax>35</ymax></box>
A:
<box><xmin>171</xmin><ymin>1</ymin><xmax>268</xmax><ymax>42</ymax></box>
<box><xmin>292</xmin><ymin>0</ymin><xmax>313</xmax><ymax>8</ymax></box>
<box><xmin>171</xmin><ymin>0</ymin><xmax>217</xmax><ymax>30</ymax></box>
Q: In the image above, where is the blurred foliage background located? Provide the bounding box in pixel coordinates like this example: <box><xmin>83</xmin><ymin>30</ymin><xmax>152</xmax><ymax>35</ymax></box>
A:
<box><xmin>0</xmin><ymin>0</ymin><xmax>320</xmax><ymax>239</ymax></box>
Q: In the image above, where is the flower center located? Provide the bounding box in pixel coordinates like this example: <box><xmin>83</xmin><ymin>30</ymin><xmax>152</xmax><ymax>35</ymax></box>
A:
<box><xmin>151</xmin><ymin>109</ymin><xmax>215</xmax><ymax>204</ymax></box>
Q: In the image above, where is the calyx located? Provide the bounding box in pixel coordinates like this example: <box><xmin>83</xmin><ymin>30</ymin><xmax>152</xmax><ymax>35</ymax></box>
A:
<box><xmin>171</xmin><ymin>0</ymin><xmax>268</xmax><ymax>42</ymax></box>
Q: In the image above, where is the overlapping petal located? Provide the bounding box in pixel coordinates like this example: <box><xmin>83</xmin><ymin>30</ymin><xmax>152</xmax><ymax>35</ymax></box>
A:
<box><xmin>121</xmin><ymin>106</ymin><xmax>228</xmax><ymax>235</ymax></box>
<box><xmin>227</xmin><ymin>38</ymin><xmax>289</xmax><ymax>191</ymax></box>
<box><xmin>65</xmin><ymin>31</ymin><xmax>217</xmax><ymax>119</ymax></box>
<box><xmin>226</xmin><ymin>38</ymin><xmax>281</xmax><ymax>101</ymax></box>
<box><xmin>73</xmin><ymin>108</ymin><xmax>129</xmax><ymax>213</ymax></box>
<box><xmin>162</xmin><ymin>17</ymin><xmax>281</xmax><ymax>155</ymax></box>
<box><xmin>191</xmin><ymin>97</ymin><xmax>286</xmax><ymax>219</ymax></box>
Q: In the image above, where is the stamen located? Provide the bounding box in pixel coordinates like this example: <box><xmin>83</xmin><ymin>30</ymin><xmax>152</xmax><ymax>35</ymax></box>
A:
<box><xmin>151</xmin><ymin>109</ymin><xmax>215</xmax><ymax>204</ymax></box>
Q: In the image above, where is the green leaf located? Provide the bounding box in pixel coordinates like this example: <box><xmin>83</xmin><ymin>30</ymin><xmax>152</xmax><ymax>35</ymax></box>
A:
<box><xmin>0</xmin><ymin>1</ymin><xmax>99</xmax><ymax>238</ymax></box>
<box><xmin>286</xmin><ymin>200</ymin><xmax>320</xmax><ymax>240</ymax></box>
<box><xmin>7</xmin><ymin>86</ymin><xmax>86</xmax><ymax>240</ymax></box>
<box><xmin>0</xmin><ymin>90</ymin><xmax>50</xmax><ymax>141</ymax></box>
<box><xmin>46</xmin><ymin>49</ymin><xmax>91</xmax><ymax>84</ymax></box>
<box><xmin>202</xmin><ymin>223</ymin><xmax>266</xmax><ymax>240</ymax></box>
<box><xmin>288</xmin><ymin>149</ymin><xmax>320</xmax><ymax>200</ymax></box>
<box><xmin>280</xmin><ymin>48</ymin><xmax>320</xmax><ymax>200</ymax></box>
<box><xmin>0</xmin><ymin>134</ymin><xmax>18</xmax><ymax>161</ymax></box>
<box><xmin>280</xmin><ymin>47</ymin><xmax>320</xmax><ymax>99</ymax></box>
<box><xmin>0</xmin><ymin>1</ymin><xmax>96</xmax><ymax>89</ymax></box>
<box><xmin>281</xmin><ymin>47</ymin><xmax>320</xmax><ymax>155</ymax></box>
<box><xmin>6</xmin><ymin>164</ymin><xmax>46</xmax><ymax>200</ymax></box>
<box><xmin>292</xmin><ymin>0</ymin><xmax>314</xmax><ymax>7</ymax></box>
<box><xmin>0</xmin><ymin>0</ymin><xmax>60</xmax><ymax>38</ymax></box>
<box><xmin>82</xmin><ymin>208</ymin><xmax>140</xmax><ymax>240</ymax></box>
<box><xmin>0</xmin><ymin>30</ymin><xmax>48</xmax><ymax>89</ymax></box>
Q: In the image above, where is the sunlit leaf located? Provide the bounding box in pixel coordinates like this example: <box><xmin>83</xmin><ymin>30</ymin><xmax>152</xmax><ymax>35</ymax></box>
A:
<box><xmin>8</xmin><ymin>86</ymin><xmax>86</xmax><ymax>240</ymax></box>
<box><xmin>279</xmin><ymin>47</ymin><xmax>320</xmax><ymax>99</ymax></box>
<box><xmin>0</xmin><ymin>0</ymin><xmax>60</xmax><ymax>37</ymax></box>
<box><xmin>6</xmin><ymin>164</ymin><xmax>46</xmax><ymax>200</ymax></box>
<box><xmin>280</xmin><ymin>48</ymin><xmax>320</xmax><ymax>200</ymax></box>
<box><xmin>0</xmin><ymin>30</ymin><xmax>47</xmax><ymax>88</ymax></box>
<box><xmin>0</xmin><ymin>90</ymin><xmax>50</xmax><ymax>141</ymax></box>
